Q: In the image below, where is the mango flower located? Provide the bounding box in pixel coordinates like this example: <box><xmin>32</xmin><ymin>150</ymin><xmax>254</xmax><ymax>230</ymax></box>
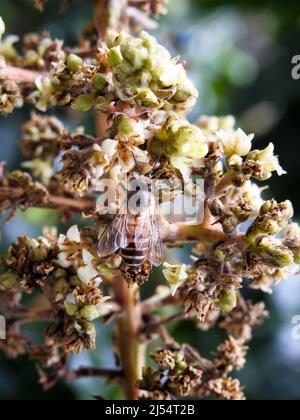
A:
<box><xmin>218</xmin><ymin>128</ymin><xmax>254</xmax><ymax>158</ymax></box>
<box><xmin>58</xmin><ymin>225</ymin><xmax>102</xmax><ymax>284</ymax></box>
<box><xmin>170</xmin><ymin>156</ymin><xmax>204</xmax><ymax>182</ymax></box>
<box><xmin>163</xmin><ymin>262</ymin><xmax>188</xmax><ymax>296</ymax></box>
<box><xmin>247</xmin><ymin>143</ymin><xmax>286</xmax><ymax>180</ymax></box>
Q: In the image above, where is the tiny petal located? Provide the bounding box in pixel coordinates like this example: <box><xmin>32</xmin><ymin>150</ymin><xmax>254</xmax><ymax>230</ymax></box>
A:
<box><xmin>82</xmin><ymin>248</ymin><xmax>94</xmax><ymax>265</ymax></box>
<box><xmin>77</xmin><ymin>263</ymin><xmax>99</xmax><ymax>284</ymax></box>
<box><xmin>67</xmin><ymin>225</ymin><xmax>81</xmax><ymax>242</ymax></box>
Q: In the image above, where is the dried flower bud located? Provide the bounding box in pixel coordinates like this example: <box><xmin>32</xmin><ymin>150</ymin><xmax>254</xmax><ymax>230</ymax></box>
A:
<box><xmin>0</xmin><ymin>80</ymin><xmax>24</xmax><ymax>116</ymax></box>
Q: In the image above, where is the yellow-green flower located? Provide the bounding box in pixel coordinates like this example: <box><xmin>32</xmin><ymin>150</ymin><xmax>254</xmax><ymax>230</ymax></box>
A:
<box><xmin>163</xmin><ymin>262</ymin><xmax>188</xmax><ymax>296</ymax></box>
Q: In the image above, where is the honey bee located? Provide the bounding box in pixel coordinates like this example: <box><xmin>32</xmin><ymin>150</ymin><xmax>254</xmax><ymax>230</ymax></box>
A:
<box><xmin>97</xmin><ymin>174</ymin><xmax>163</xmax><ymax>267</ymax></box>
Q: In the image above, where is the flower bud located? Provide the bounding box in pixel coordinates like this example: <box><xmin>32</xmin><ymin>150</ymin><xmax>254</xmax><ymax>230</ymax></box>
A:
<box><xmin>92</xmin><ymin>73</ymin><xmax>108</xmax><ymax>92</ymax></box>
<box><xmin>121</xmin><ymin>39</ymin><xmax>148</xmax><ymax>69</ymax></box>
<box><xmin>67</xmin><ymin>54</ymin><xmax>83</xmax><ymax>72</ymax></box>
<box><xmin>80</xmin><ymin>305</ymin><xmax>100</xmax><ymax>322</ymax></box>
<box><xmin>108</xmin><ymin>46</ymin><xmax>123</xmax><ymax>66</ymax></box>
<box><xmin>136</xmin><ymin>88</ymin><xmax>159</xmax><ymax>107</ymax></box>
<box><xmin>0</xmin><ymin>270</ymin><xmax>19</xmax><ymax>289</ymax></box>
<box><xmin>64</xmin><ymin>301</ymin><xmax>78</xmax><ymax>317</ymax></box>
<box><xmin>106</xmin><ymin>30</ymin><xmax>128</xmax><ymax>48</ymax></box>
<box><xmin>228</xmin><ymin>154</ymin><xmax>243</xmax><ymax>170</ymax></box>
<box><xmin>219</xmin><ymin>289</ymin><xmax>237</xmax><ymax>313</ymax></box>
<box><xmin>117</xmin><ymin>115</ymin><xmax>139</xmax><ymax>137</ymax></box>
<box><xmin>255</xmin><ymin>236</ymin><xmax>294</xmax><ymax>267</ymax></box>
<box><xmin>71</xmin><ymin>94</ymin><xmax>94</xmax><ymax>112</ymax></box>
<box><xmin>173</xmin><ymin>82</ymin><xmax>196</xmax><ymax>103</ymax></box>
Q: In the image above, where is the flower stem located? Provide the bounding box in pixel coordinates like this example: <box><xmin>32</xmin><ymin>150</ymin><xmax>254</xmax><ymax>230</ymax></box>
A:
<box><xmin>95</xmin><ymin>106</ymin><xmax>145</xmax><ymax>399</ymax></box>
<box><xmin>0</xmin><ymin>65</ymin><xmax>45</xmax><ymax>83</ymax></box>
<box><xmin>113</xmin><ymin>275</ymin><xmax>145</xmax><ymax>400</ymax></box>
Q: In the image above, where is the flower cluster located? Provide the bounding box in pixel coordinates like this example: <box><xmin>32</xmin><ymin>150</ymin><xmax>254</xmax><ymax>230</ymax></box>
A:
<box><xmin>21</xmin><ymin>112</ymin><xmax>65</xmax><ymax>183</ymax></box>
<box><xmin>0</xmin><ymin>225</ymin><xmax>111</xmax><ymax>355</ymax></box>
<box><xmin>0</xmin><ymin>165</ymin><xmax>49</xmax><ymax>218</ymax></box>
<box><xmin>31</xmin><ymin>54</ymin><xmax>110</xmax><ymax>112</ymax></box>
<box><xmin>246</xmin><ymin>200</ymin><xmax>294</xmax><ymax>267</ymax></box>
<box><xmin>107</xmin><ymin>30</ymin><xmax>198</xmax><ymax>111</ymax></box>
<box><xmin>59</xmin><ymin>144</ymin><xmax>109</xmax><ymax>194</ymax></box>
<box><xmin>0</xmin><ymin>80</ymin><xmax>23</xmax><ymax>116</ymax></box>
<box><xmin>139</xmin><ymin>347</ymin><xmax>203</xmax><ymax>399</ymax></box>
<box><xmin>1</xmin><ymin>2</ymin><xmax>299</xmax><ymax>402</ymax></box>
<box><xmin>1</xmin><ymin>233</ymin><xmax>57</xmax><ymax>293</ymax></box>
<box><xmin>151</xmin><ymin>116</ymin><xmax>208</xmax><ymax>180</ymax></box>
<box><xmin>139</xmin><ymin>339</ymin><xmax>248</xmax><ymax>401</ymax></box>
<box><xmin>180</xmin><ymin>260</ymin><xmax>242</xmax><ymax>322</ymax></box>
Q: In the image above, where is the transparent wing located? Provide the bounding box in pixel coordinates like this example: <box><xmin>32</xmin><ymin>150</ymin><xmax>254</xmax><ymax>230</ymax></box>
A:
<box><xmin>97</xmin><ymin>201</ymin><xmax>129</xmax><ymax>258</ymax></box>
<box><xmin>134</xmin><ymin>210</ymin><xmax>163</xmax><ymax>267</ymax></box>
<box><xmin>148</xmin><ymin>214</ymin><xmax>163</xmax><ymax>267</ymax></box>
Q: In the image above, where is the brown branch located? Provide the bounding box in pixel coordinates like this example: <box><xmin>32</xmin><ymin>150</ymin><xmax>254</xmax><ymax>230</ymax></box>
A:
<box><xmin>8</xmin><ymin>308</ymin><xmax>53</xmax><ymax>324</ymax></box>
<box><xmin>112</xmin><ymin>275</ymin><xmax>145</xmax><ymax>400</ymax></box>
<box><xmin>215</xmin><ymin>173</ymin><xmax>233</xmax><ymax>197</ymax></box>
<box><xmin>47</xmin><ymin>194</ymin><xmax>96</xmax><ymax>212</ymax></box>
<box><xmin>0</xmin><ymin>186</ymin><xmax>96</xmax><ymax>213</ymax></box>
<box><xmin>66</xmin><ymin>366</ymin><xmax>122</xmax><ymax>381</ymax></box>
<box><xmin>151</xmin><ymin>311</ymin><xmax>187</xmax><ymax>328</ymax></box>
<box><xmin>140</xmin><ymin>293</ymin><xmax>178</xmax><ymax>314</ymax></box>
<box><xmin>0</xmin><ymin>66</ymin><xmax>45</xmax><ymax>84</ymax></box>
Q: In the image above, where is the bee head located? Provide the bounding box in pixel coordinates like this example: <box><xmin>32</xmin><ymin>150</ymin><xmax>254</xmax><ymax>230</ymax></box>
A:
<box><xmin>127</xmin><ymin>174</ymin><xmax>155</xmax><ymax>215</ymax></box>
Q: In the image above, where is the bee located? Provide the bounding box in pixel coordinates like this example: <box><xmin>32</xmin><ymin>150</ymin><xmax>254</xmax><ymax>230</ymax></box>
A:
<box><xmin>97</xmin><ymin>174</ymin><xmax>163</xmax><ymax>267</ymax></box>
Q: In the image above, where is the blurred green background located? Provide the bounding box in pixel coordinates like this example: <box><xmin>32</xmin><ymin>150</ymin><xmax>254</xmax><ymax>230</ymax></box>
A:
<box><xmin>1</xmin><ymin>0</ymin><xmax>300</xmax><ymax>400</ymax></box>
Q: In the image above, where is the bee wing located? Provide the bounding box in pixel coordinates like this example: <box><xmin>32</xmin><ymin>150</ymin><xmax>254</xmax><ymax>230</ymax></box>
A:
<box><xmin>97</xmin><ymin>202</ymin><xmax>129</xmax><ymax>258</ymax></box>
<box><xmin>133</xmin><ymin>210</ymin><xmax>163</xmax><ymax>267</ymax></box>
<box><xmin>148</xmin><ymin>214</ymin><xmax>163</xmax><ymax>267</ymax></box>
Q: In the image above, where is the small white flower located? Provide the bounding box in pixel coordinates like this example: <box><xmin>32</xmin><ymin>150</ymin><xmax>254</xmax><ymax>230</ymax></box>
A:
<box><xmin>77</xmin><ymin>263</ymin><xmax>99</xmax><ymax>284</ymax></box>
<box><xmin>257</xmin><ymin>143</ymin><xmax>286</xmax><ymax>177</ymax></box>
<box><xmin>163</xmin><ymin>262</ymin><xmax>188</xmax><ymax>296</ymax></box>
<box><xmin>102</xmin><ymin>139</ymin><xmax>118</xmax><ymax>158</ymax></box>
<box><xmin>218</xmin><ymin>128</ymin><xmax>254</xmax><ymax>158</ymax></box>
<box><xmin>96</xmin><ymin>296</ymin><xmax>112</xmax><ymax>316</ymax></box>
<box><xmin>82</xmin><ymin>248</ymin><xmax>94</xmax><ymax>265</ymax></box>
<box><xmin>67</xmin><ymin>225</ymin><xmax>81</xmax><ymax>243</ymax></box>
<box><xmin>57</xmin><ymin>251</ymin><xmax>72</xmax><ymax>268</ymax></box>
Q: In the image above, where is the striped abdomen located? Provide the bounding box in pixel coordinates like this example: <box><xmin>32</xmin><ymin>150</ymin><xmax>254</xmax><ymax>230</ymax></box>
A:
<box><xmin>121</xmin><ymin>215</ymin><xmax>150</xmax><ymax>267</ymax></box>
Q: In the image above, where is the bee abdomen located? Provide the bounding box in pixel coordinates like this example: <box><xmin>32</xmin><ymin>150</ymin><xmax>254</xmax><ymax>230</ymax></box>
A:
<box><xmin>121</xmin><ymin>241</ymin><xmax>149</xmax><ymax>267</ymax></box>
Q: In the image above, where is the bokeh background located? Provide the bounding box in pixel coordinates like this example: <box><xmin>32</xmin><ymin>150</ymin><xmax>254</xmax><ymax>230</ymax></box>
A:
<box><xmin>1</xmin><ymin>0</ymin><xmax>300</xmax><ymax>400</ymax></box>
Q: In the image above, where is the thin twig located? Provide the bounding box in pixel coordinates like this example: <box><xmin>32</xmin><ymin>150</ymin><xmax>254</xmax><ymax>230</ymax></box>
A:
<box><xmin>66</xmin><ymin>367</ymin><xmax>123</xmax><ymax>381</ymax></box>
<box><xmin>0</xmin><ymin>66</ymin><xmax>45</xmax><ymax>84</ymax></box>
